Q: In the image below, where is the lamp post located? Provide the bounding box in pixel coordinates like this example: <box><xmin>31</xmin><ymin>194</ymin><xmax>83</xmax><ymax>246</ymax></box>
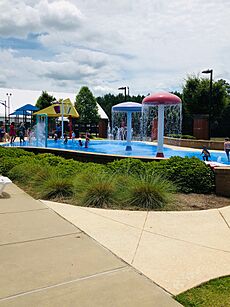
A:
<box><xmin>118</xmin><ymin>86</ymin><xmax>128</xmax><ymax>101</ymax></box>
<box><xmin>0</xmin><ymin>100</ymin><xmax>7</xmax><ymax>127</ymax></box>
<box><xmin>6</xmin><ymin>93</ymin><xmax>12</xmax><ymax>124</ymax></box>
<box><xmin>61</xmin><ymin>100</ymin><xmax>64</xmax><ymax>139</ymax></box>
<box><xmin>202</xmin><ymin>69</ymin><xmax>213</xmax><ymax>140</ymax></box>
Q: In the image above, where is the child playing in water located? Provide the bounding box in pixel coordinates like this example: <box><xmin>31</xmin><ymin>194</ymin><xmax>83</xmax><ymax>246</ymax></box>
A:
<box><xmin>54</xmin><ymin>133</ymin><xmax>58</xmax><ymax>142</ymax></box>
<box><xmin>78</xmin><ymin>135</ymin><xmax>83</xmax><ymax>147</ymax></box>
<box><xmin>63</xmin><ymin>133</ymin><xmax>68</xmax><ymax>144</ymax></box>
<box><xmin>201</xmin><ymin>146</ymin><xmax>211</xmax><ymax>161</ymax></box>
<box><xmin>72</xmin><ymin>131</ymin><xmax>75</xmax><ymax>142</ymax></box>
<box><xmin>85</xmin><ymin>135</ymin><xmax>90</xmax><ymax>148</ymax></box>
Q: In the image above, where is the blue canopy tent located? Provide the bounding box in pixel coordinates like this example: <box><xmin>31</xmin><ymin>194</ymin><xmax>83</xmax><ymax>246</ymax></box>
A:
<box><xmin>10</xmin><ymin>104</ymin><xmax>39</xmax><ymax>125</ymax></box>
<box><xmin>16</xmin><ymin>104</ymin><xmax>39</xmax><ymax>112</ymax></box>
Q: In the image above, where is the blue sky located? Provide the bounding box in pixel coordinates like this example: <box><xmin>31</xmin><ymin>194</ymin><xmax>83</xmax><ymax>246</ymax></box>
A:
<box><xmin>0</xmin><ymin>0</ymin><xmax>229</xmax><ymax>98</ymax></box>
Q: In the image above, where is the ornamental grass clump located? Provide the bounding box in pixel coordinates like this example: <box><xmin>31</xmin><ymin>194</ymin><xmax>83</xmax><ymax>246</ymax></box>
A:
<box><xmin>35</xmin><ymin>170</ymin><xmax>74</xmax><ymax>200</ymax></box>
<box><xmin>125</xmin><ymin>172</ymin><xmax>176</xmax><ymax>209</ymax></box>
<box><xmin>73</xmin><ymin>172</ymin><xmax>118</xmax><ymax>208</ymax></box>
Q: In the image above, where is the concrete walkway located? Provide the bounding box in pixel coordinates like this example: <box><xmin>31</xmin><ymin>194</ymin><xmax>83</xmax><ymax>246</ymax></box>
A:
<box><xmin>42</xmin><ymin>200</ymin><xmax>230</xmax><ymax>295</ymax></box>
<box><xmin>0</xmin><ymin>184</ymin><xmax>181</xmax><ymax>307</ymax></box>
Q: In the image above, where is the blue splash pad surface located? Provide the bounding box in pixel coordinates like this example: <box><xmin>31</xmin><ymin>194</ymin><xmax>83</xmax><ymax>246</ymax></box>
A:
<box><xmin>3</xmin><ymin>139</ymin><xmax>230</xmax><ymax>165</ymax></box>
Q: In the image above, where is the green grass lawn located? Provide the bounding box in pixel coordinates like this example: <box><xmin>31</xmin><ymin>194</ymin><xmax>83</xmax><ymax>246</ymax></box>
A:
<box><xmin>175</xmin><ymin>276</ymin><xmax>230</xmax><ymax>307</ymax></box>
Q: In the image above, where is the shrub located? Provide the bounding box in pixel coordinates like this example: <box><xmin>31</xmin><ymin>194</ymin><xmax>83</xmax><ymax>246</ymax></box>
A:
<box><xmin>168</xmin><ymin>134</ymin><xmax>196</xmax><ymax>140</ymax></box>
<box><xmin>124</xmin><ymin>172</ymin><xmax>176</xmax><ymax>209</ymax></box>
<box><xmin>0</xmin><ymin>147</ymin><xmax>35</xmax><ymax>158</ymax></box>
<box><xmin>8</xmin><ymin>160</ymin><xmax>48</xmax><ymax>185</ymax></box>
<box><xmin>35</xmin><ymin>153</ymin><xmax>66</xmax><ymax>166</ymax></box>
<box><xmin>107</xmin><ymin>158</ymin><xmax>146</xmax><ymax>176</ymax></box>
<box><xmin>107</xmin><ymin>157</ymin><xmax>214</xmax><ymax>194</ymax></box>
<box><xmin>146</xmin><ymin>156</ymin><xmax>214</xmax><ymax>193</ymax></box>
<box><xmin>0</xmin><ymin>155</ymin><xmax>37</xmax><ymax>176</ymax></box>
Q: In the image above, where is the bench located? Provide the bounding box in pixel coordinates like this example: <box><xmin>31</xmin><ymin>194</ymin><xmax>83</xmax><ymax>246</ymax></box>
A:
<box><xmin>0</xmin><ymin>176</ymin><xmax>12</xmax><ymax>195</ymax></box>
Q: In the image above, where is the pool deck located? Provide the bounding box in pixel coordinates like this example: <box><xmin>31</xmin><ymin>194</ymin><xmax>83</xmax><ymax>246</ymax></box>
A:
<box><xmin>42</xmin><ymin>200</ymin><xmax>230</xmax><ymax>296</ymax></box>
<box><xmin>0</xmin><ymin>183</ymin><xmax>181</xmax><ymax>307</ymax></box>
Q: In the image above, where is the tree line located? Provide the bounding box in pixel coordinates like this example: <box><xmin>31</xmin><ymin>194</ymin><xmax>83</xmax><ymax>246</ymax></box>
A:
<box><xmin>35</xmin><ymin>75</ymin><xmax>230</xmax><ymax>137</ymax></box>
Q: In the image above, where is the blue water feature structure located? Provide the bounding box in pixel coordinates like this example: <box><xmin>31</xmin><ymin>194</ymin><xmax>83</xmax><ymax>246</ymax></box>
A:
<box><xmin>112</xmin><ymin>101</ymin><xmax>142</xmax><ymax>151</ymax></box>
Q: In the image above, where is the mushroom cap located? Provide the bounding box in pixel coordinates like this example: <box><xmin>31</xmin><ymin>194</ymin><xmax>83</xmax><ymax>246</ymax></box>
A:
<box><xmin>112</xmin><ymin>101</ymin><xmax>142</xmax><ymax>112</ymax></box>
<box><xmin>142</xmin><ymin>92</ymin><xmax>181</xmax><ymax>106</ymax></box>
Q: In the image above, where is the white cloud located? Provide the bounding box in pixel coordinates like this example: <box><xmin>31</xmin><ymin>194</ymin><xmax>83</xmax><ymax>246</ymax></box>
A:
<box><xmin>0</xmin><ymin>0</ymin><xmax>229</xmax><ymax>96</ymax></box>
<box><xmin>0</xmin><ymin>0</ymin><xmax>83</xmax><ymax>37</ymax></box>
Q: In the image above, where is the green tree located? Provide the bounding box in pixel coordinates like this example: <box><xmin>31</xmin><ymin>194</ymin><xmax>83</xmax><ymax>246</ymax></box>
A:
<box><xmin>36</xmin><ymin>91</ymin><xmax>56</xmax><ymax>110</ymax></box>
<box><xmin>182</xmin><ymin>75</ymin><xmax>229</xmax><ymax>119</ymax></box>
<box><xmin>182</xmin><ymin>75</ymin><xmax>230</xmax><ymax>136</ymax></box>
<box><xmin>75</xmin><ymin>87</ymin><xmax>99</xmax><ymax>124</ymax></box>
<box><xmin>96</xmin><ymin>93</ymin><xmax>144</xmax><ymax>122</ymax></box>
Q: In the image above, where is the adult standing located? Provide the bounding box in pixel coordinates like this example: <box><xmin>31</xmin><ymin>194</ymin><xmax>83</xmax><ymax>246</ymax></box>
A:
<box><xmin>18</xmin><ymin>123</ymin><xmax>26</xmax><ymax>144</ymax></box>
<box><xmin>9</xmin><ymin>122</ymin><xmax>16</xmax><ymax>144</ymax></box>
<box><xmin>224</xmin><ymin>138</ymin><xmax>230</xmax><ymax>162</ymax></box>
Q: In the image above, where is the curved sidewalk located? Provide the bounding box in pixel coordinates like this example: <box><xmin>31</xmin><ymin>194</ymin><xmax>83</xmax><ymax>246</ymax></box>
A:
<box><xmin>42</xmin><ymin>200</ymin><xmax>230</xmax><ymax>295</ymax></box>
<box><xmin>0</xmin><ymin>184</ymin><xmax>181</xmax><ymax>306</ymax></box>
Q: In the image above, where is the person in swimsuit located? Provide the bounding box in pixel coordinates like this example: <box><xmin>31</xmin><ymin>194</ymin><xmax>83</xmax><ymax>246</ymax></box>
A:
<box><xmin>224</xmin><ymin>137</ymin><xmax>230</xmax><ymax>162</ymax></box>
<box><xmin>201</xmin><ymin>146</ymin><xmax>211</xmax><ymax>161</ymax></box>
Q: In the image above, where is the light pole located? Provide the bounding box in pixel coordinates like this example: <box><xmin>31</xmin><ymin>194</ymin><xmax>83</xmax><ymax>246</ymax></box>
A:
<box><xmin>6</xmin><ymin>93</ymin><xmax>12</xmax><ymax>124</ymax></box>
<box><xmin>61</xmin><ymin>100</ymin><xmax>64</xmax><ymax>139</ymax></box>
<box><xmin>118</xmin><ymin>86</ymin><xmax>128</xmax><ymax>101</ymax></box>
<box><xmin>0</xmin><ymin>100</ymin><xmax>7</xmax><ymax>127</ymax></box>
<box><xmin>202</xmin><ymin>69</ymin><xmax>213</xmax><ymax>140</ymax></box>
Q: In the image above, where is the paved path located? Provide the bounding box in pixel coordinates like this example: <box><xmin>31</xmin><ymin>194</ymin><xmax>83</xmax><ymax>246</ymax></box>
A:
<box><xmin>0</xmin><ymin>184</ymin><xmax>181</xmax><ymax>306</ymax></box>
<box><xmin>42</xmin><ymin>200</ymin><xmax>230</xmax><ymax>295</ymax></box>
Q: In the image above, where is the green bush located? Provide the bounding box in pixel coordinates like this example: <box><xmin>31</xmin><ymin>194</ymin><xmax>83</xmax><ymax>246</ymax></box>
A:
<box><xmin>0</xmin><ymin>147</ymin><xmax>35</xmax><ymax>158</ymax></box>
<box><xmin>34</xmin><ymin>153</ymin><xmax>66</xmax><ymax>166</ymax></box>
<box><xmin>0</xmin><ymin>146</ymin><xmax>215</xmax><ymax>197</ymax></box>
<box><xmin>8</xmin><ymin>160</ymin><xmax>48</xmax><ymax>185</ymax></box>
<box><xmin>146</xmin><ymin>156</ymin><xmax>214</xmax><ymax>193</ymax></box>
<box><xmin>0</xmin><ymin>147</ymin><xmax>35</xmax><ymax>175</ymax></box>
<box><xmin>124</xmin><ymin>172</ymin><xmax>176</xmax><ymax>209</ymax></box>
<box><xmin>107</xmin><ymin>157</ymin><xmax>214</xmax><ymax>194</ymax></box>
<box><xmin>107</xmin><ymin>158</ymin><xmax>146</xmax><ymax>176</ymax></box>
<box><xmin>168</xmin><ymin>134</ymin><xmax>196</xmax><ymax>140</ymax></box>
<box><xmin>0</xmin><ymin>155</ymin><xmax>36</xmax><ymax>176</ymax></box>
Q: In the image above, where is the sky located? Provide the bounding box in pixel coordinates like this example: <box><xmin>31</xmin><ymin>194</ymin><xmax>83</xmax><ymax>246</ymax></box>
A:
<box><xmin>0</xmin><ymin>0</ymin><xmax>230</xmax><ymax>105</ymax></box>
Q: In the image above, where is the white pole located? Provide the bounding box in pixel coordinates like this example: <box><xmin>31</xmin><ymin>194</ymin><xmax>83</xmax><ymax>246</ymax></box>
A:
<box><xmin>156</xmin><ymin>104</ymin><xmax>164</xmax><ymax>157</ymax></box>
<box><xmin>126</xmin><ymin>111</ymin><xmax>132</xmax><ymax>151</ymax></box>
<box><xmin>61</xmin><ymin>100</ymin><xmax>64</xmax><ymax>139</ymax></box>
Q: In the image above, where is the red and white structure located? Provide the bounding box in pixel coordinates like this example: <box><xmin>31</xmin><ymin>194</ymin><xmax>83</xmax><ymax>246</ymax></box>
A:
<box><xmin>142</xmin><ymin>92</ymin><xmax>182</xmax><ymax>157</ymax></box>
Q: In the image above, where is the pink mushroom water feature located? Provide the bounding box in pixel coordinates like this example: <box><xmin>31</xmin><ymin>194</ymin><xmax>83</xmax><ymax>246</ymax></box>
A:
<box><xmin>142</xmin><ymin>92</ymin><xmax>182</xmax><ymax>157</ymax></box>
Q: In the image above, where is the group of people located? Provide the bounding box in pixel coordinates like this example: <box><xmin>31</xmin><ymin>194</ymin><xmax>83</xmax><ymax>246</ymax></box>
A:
<box><xmin>0</xmin><ymin>122</ymin><xmax>26</xmax><ymax>144</ymax></box>
<box><xmin>53</xmin><ymin>130</ymin><xmax>90</xmax><ymax>148</ymax></box>
<box><xmin>201</xmin><ymin>137</ymin><xmax>230</xmax><ymax>162</ymax></box>
<box><xmin>77</xmin><ymin>134</ymin><xmax>90</xmax><ymax>148</ymax></box>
